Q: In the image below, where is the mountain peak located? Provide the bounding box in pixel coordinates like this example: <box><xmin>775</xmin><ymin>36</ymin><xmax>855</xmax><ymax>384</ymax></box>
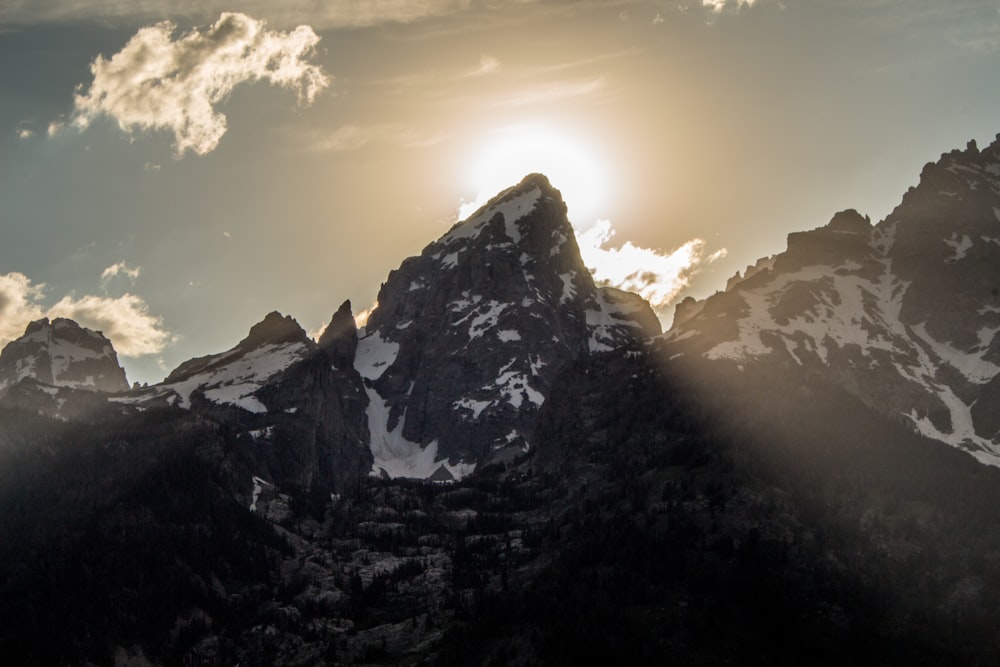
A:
<box><xmin>355</xmin><ymin>175</ymin><xmax>658</xmax><ymax>478</ymax></box>
<box><xmin>24</xmin><ymin>317</ymin><xmax>51</xmax><ymax>336</ymax></box>
<box><xmin>240</xmin><ymin>311</ymin><xmax>309</xmax><ymax>350</ymax></box>
<box><xmin>512</xmin><ymin>172</ymin><xmax>555</xmax><ymax>193</ymax></box>
<box><xmin>0</xmin><ymin>317</ymin><xmax>129</xmax><ymax>393</ymax></box>
<box><xmin>826</xmin><ymin>208</ymin><xmax>871</xmax><ymax>233</ymax></box>
<box><xmin>318</xmin><ymin>300</ymin><xmax>358</xmax><ymax>370</ymax></box>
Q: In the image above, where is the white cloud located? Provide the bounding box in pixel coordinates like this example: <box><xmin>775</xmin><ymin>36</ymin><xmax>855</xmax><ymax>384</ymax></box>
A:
<box><xmin>0</xmin><ymin>273</ymin><xmax>46</xmax><ymax>345</ymax></box>
<box><xmin>576</xmin><ymin>219</ymin><xmax>727</xmax><ymax>311</ymax></box>
<box><xmin>48</xmin><ymin>293</ymin><xmax>170</xmax><ymax>357</ymax></box>
<box><xmin>0</xmin><ymin>272</ymin><xmax>171</xmax><ymax>358</ymax></box>
<box><xmin>101</xmin><ymin>261</ymin><xmax>141</xmax><ymax>285</ymax></box>
<box><xmin>71</xmin><ymin>12</ymin><xmax>330</xmax><ymax>156</ymax></box>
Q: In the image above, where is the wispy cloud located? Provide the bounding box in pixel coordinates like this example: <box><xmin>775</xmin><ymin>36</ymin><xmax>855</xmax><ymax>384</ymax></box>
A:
<box><xmin>0</xmin><ymin>0</ymin><xmax>511</xmax><ymax>29</ymax></box>
<box><xmin>576</xmin><ymin>220</ymin><xmax>727</xmax><ymax>312</ymax></box>
<box><xmin>702</xmin><ymin>0</ymin><xmax>757</xmax><ymax>12</ymax></box>
<box><xmin>68</xmin><ymin>12</ymin><xmax>329</xmax><ymax>156</ymax></box>
<box><xmin>0</xmin><ymin>271</ymin><xmax>171</xmax><ymax>358</ymax></box>
<box><xmin>305</xmin><ymin>123</ymin><xmax>445</xmax><ymax>152</ymax></box>
<box><xmin>468</xmin><ymin>54</ymin><xmax>502</xmax><ymax>77</ymax></box>
<box><xmin>101</xmin><ymin>260</ymin><xmax>141</xmax><ymax>285</ymax></box>
<box><xmin>499</xmin><ymin>78</ymin><xmax>605</xmax><ymax>106</ymax></box>
<box><xmin>15</xmin><ymin>121</ymin><xmax>35</xmax><ymax>139</ymax></box>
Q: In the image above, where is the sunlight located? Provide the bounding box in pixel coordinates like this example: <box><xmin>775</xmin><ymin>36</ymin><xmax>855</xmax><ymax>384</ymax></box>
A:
<box><xmin>459</xmin><ymin>123</ymin><xmax>610</xmax><ymax>223</ymax></box>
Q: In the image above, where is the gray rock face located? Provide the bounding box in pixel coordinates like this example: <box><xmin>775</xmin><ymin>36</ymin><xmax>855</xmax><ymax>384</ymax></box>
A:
<box><xmin>0</xmin><ymin>318</ymin><xmax>129</xmax><ymax>394</ymax></box>
<box><xmin>355</xmin><ymin>173</ymin><xmax>660</xmax><ymax>478</ymax></box>
<box><xmin>663</xmin><ymin>134</ymin><xmax>1000</xmax><ymax>464</ymax></box>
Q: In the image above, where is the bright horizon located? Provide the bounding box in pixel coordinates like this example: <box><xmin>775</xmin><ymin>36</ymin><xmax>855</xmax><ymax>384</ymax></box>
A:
<box><xmin>2</xmin><ymin>1</ymin><xmax>1000</xmax><ymax>385</ymax></box>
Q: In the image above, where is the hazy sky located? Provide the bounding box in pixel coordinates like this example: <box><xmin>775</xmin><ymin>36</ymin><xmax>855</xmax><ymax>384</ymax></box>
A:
<box><xmin>2</xmin><ymin>0</ymin><xmax>1000</xmax><ymax>385</ymax></box>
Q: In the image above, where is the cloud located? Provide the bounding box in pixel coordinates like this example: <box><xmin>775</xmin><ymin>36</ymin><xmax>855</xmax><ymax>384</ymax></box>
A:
<box><xmin>307</xmin><ymin>123</ymin><xmax>445</xmax><ymax>152</ymax></box>
<box><xmin>468</xmin><ymin>54</ymin><xmax>502</xmax><ymax>77</ymax></box>
<box><xmin>702</xmin><ymin>0</ymin><xmax>757</xmax><ymax>12</ymax></box>
<box><xmin>71</xmin><ymin>12</ymin><xmax>330</xmax><ymax>156</ymax></box>
<box><xmin>575</xmin><ymin>220</ymin><xmax>727</xmax><ymax>311</ymax></box>
<box><xmin>0</xmin><ymin>1</ymin><xmax>506</xmax><ymax>29</ymax></box>
<box><xmin>499</xmin><ymin>78</ymin><xmax>605</xmax><ymax>106</ymax></box>
<box><xmin>0</xmin><ymin>272</ymin><xmax>171</xmax><ymax>358</ymax></box>
<box><xmin>0</xmin><ymin>273</ymin><xmax>46</xmax><ymax>345</ymax></box>
<box><xmin>101</xmin><ymin>261</ymin><xmax>141</xmax><ymax>285</ymax></box>
<box><xmin>48</xmin><ymin>293</ymin><xmax>170</xmax><ymax>357</ymax></box>
<box><xmin>314</xmin><ymin>124</ymin><xmax>370</xmax><ymax>152</ymax></box>
<box><xmin>15</xmin><ymin>121</ymin><xmax>35</xmax><ymax>139</ymax></box>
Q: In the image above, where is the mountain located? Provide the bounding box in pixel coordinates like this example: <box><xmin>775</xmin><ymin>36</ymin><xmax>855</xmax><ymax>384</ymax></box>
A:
<box><xmin>355</xmin><ymin>173</ymin><xmax>659</xmax><ymax>479</ymax></box>
<box><xmin>111</xmin><ymin>310</ymin><xmax>372</xmax><ymax>494</ymax></box>
<box><xmin>0</xmin><ymin>318</ymin><xmax>131</xmax><ymax>422</ymax></box>
<box><xmin>664</xmin><ymin>135</ymin><xmax>1000</xmax><ymax>465</ymax></box>
<box><xmin>4</xmin><ymin>140</ymin><xmax>1000</xmax><ymax>665</ymax></box>
<box><xmin>0</xmin><ymin>317</ymin><xmax>129</xmax><ymax>394</ymax></box>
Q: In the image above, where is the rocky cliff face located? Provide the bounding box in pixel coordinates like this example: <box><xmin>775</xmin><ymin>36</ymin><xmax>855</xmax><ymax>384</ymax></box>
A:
<box><xmin>354</xmin><ymin>173</ymin><xmax>660</xmax><ymax>479</ymax></box>
<box><xmin>0</xmin><ymin>318</ymin><xmax>129</xmax><ymax>394</ymax></box>
<box><xmin>663</xmin><ymin>135</ymin><xmax>1000</xmax><ymax>464</ymax></box>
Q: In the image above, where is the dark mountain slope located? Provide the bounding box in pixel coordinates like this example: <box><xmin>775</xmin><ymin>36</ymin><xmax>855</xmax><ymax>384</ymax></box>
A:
<box><xmin>439</xmin><ymin>347</ymin><xmax>1000</xmax><ymax>666</ymax></box>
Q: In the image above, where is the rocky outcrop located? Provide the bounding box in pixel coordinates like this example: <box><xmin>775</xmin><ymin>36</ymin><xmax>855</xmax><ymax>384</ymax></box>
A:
<box><xmin>0</xmin><ymin>318</ymin><xmax>129</xmax><ymax>394</ymax></box>
<box><xmin>318</xmin><ymin>299</ymin><xmax>358</xmax><ymax>371</ymax></box>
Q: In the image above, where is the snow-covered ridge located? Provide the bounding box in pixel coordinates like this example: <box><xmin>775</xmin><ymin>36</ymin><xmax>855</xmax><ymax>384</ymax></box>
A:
<box><xmin>666</xmin><ymin>138</ymin><xmax>1000</xmax><ymax>464</ymax></box>
<box><xmin>114</xmin><ymin>341</ymin><xmax>311</xmax><ymax>413</ymax></box>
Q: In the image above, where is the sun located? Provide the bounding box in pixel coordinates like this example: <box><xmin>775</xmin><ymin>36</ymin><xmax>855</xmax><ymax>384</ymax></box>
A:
<box><xmin>459</xmin><ymin>123</ymin><xmax>611</xmax><ymax>224</ymax></box>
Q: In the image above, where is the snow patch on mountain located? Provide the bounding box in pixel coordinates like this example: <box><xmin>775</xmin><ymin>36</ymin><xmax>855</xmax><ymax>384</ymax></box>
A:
<box><xmin>495</xmin><ymin>367</ymin><xmax>544</xmax><ymax>409</ymax></box>
<box><xmin>704</xmin><ymin>265</ymin><xmax>912</xmax><ymax>364</ymax></box>
<box><xmin>944</xmin><ymin>233</ymin><xmax>973</xmax><ymax>262</ymax></box>
<box><xmin>365</xmin><ymin>386</ymin><xmax>475</xmax><ymax>480</ymax></box>
<box><xmin>906</xmin><ymin>385</ymin><xmax>996</xmax><ymax>464</ymax></box>
<box><xmin>910</xmin><ymin>322</ymin><xmax>1000</xmax><ymax>385</ymax></box>
<box><xmin>118</xmin><ymin>341</ymin><xmax>310</xmax><ymax>412</ymax></box>
<box><xmin>355</xmin><ymin>331</ymin><xmax>399</xmax><ymax>381</ymax></box>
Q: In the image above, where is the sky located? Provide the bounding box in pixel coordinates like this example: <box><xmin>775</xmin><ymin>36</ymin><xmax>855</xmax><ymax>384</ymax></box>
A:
<box><xmin>2</xmin><ymin>0</ymin><xmax>1000</xmax><ymax>386</ymax></box>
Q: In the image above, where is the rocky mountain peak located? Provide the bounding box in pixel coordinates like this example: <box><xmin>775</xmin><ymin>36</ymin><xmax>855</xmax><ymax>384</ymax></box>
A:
<box><xmin>0</xmin><ymin>317</ymin><xmax>129</xmax><ymax>394</ymax></box>
<box><xmin>239</xmin><ymin>311</ymin><xmax>309</xmax><ymax>350</ymax></box>
<box><xmin>352</xmin><ymin>173</ymin><xmax>659</xmax><ymax>478</ymax></box>
<box><xmin>162</xmin><ymin>311</ymin><xmax>313</xmax><ymax>387</ymax></box>
<box><xmin>318</xmin><ymin>299</ymin><xmax>358</xmax><ymax>370</ymax></box>
<box><xmin>827</xmin><ymin>208</ymin><xmax>871</xmax><ymax>232</ymax></box>
<box><xmin>776</xmin><ymin>209</ymin><xmax>875</xmax><ymax>272</ymax></box>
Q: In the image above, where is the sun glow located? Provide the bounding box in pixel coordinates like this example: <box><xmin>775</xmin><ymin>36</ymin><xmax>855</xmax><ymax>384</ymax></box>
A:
<box><xmin>456</xmin><ymin>123</ymin><xmax>726</xmax><ymax>325</ymax></box>
<box><xmin>459</xmin><ymin>124</ymin><xmax>611</xmax><ymax>223</ymax></box>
